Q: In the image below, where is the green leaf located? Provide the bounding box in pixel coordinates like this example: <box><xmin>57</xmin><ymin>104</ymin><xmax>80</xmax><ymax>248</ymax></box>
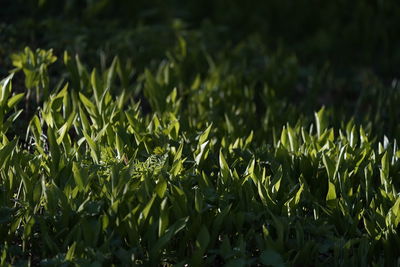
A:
<box><xmin>150</xmin><ymin>217</ymin><xmax>188</xmax><ymax>262</ymax></box>
<box><xmin>155</xmin><ymin>178</ymin><xmax>167</xmax><ymax>198</ymax></box>
<box><xmin>199</xmin><ymin>124</ymin><xmax>212</xmax><ymax>145</ymax></box>
<box><xmin>349</xmin><ymin>125</ymin><xmax>358</xmax><ymax>148</ymax></box>
<box><xmin>244</xmin><ymin>130</ymin><xmax>254</xmax><ymax>147</ymax></box>
<box><xmin>29</xmin><ymin>115</ymin><xmax>42</xmax><ymax>142</ymax></box>
<box><xmin>196</xmin><ymin>226</ymin><xmax>210</xmax><ymax>250</ymax></box>
<box><xmin>91</xmin><ymin>68</ymin><xmax>102</xmax><ymax>105</ymax></box>
<box><xmin>65</xmin><ymin>242</ymin><xmax>77</xmax><ymax>261</ymax></box>
<box><xmin>194</xmin><ymin>189</ymin><xmax>203</xmax><ymax>213</ymax></box>
<box><xmin>56</xmin><ymin>123</ymin><xmax>68</xmax><ymax>145</ymax></box>
<box><xmin>0</xmin><ymin>139</ymin><xmax>17</xmax><ymax>169</ymax></box>
<box><xmin>174</xmin><ymin>143</ymin><xmax>183</xmax><ymax>161</ymax></box>
<box><xmin>287</xmin><ymin>125</ymin><xmax>298</xmax><ymax>152</ymax></box>
<box><xmin>82</xmin><ymin>130</ymin><xmax>99</xmax><ymax>163</ymax></box>
<box><xmin>386</xmin><ymin>197</ymin><xmax>400</xmax><ymax>228</ymax></box>
<box><xmin>0</xmin><ymin>74</ymin><xmax>13</xmax><ymax>106</ymax></box>
<box><xmin>47</xmin><ymin>126</ymin><xmax>61</xmax><ymax>171</ymax></box>
<box><xmin>106</xmin><ymin>56</ymin><xmax>118</xmax><ymax>91</ymax></box>
<box><xmin>219</xmin><ymin>149</ymin><xmax>230</xmax><ymax>182</ymax></box>
<box><xmin>140</xmin><ymin>194</ymin><xmax>157</xmax><ymax>223</ymax></box>
<box><xmin>79</xmin><ymin>106</ymin><xmax>91</xmax><ymax>134</ymax></box>
<box><xmin>195</xmin><ymin>140</ymin><xmax>209</xmax><ymax>165</ymax></box>
<box><xmin>326</xmin><ymin>181</ymin><xmax>337</xmax><ymax>201</ymax></box>
<box><xmin>72</xmin><ymin>162</ymin><xmax>88</xmax><ymax>192</ymax></box>
<box><xmin>315</xmin><ymin>106</ymin><xmax>328</xmax><ymax>137</ymax></box>
<box><xmin>158</xmin><ymin>198</ymin><xmax>169</xmax><ymax>237</ymax></box>
<box><xmin>7</xmin><ymin>93</ymin><xmax>24</xmax><ymax>109</ymax></box>
<box><xmin>57</xmin><ymin>112</ymin><xmax>76</xmax><ymax>144</ymax></box>
<box><xmin>192</xmin><ymin>226</ymin><xmax>210</xmax><ymax>266</ymax></box>
<box><xmin>295</xmin><ymin>183</ymin><xmax>304</xmax><ymax>205</ymax></box>
<box><xmin>171</xmin><ymin>158</ymin><xmax>183</xmax><ymax>176</ymax></box>
<box><xmin>79</xmin><ymin>92</ymin><xmax>97</xmax><ymax>114</ymax></box>
<box><xmin>322</xmin><ymin>154</ymin><xmax>335</xmax><ymax>180</ymax></box>
<box><xmin>280</xmin><ymin>127</ymin><xmax>288</xmax><ymax>149</ymax></box>
<box><xmin>381</xmin><ymin>151</ymin><xmax>389</xmax><ymax>176</ymax></box>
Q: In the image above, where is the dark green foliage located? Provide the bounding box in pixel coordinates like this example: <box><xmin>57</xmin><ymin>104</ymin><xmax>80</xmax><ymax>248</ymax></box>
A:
<box><xmin>0</xmin><ymin>44</ymin><xmax>399</xmax><ymax>266</ymax></box>
<box><xmin>1</xmin><ymin>1</ymin><xmax>400</xmax><ymax>266</ymax></box>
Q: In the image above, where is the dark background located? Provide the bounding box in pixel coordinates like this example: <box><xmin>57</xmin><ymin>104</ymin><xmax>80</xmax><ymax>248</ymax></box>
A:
<box><xmin>1</xmin><ymin>0</ymin><xmax>399</xmax><ymax>79</ymax></box>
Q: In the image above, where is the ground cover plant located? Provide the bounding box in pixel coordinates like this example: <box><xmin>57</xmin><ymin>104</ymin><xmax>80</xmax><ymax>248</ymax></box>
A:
<box><xmin>1</xmin><ymin>1</ymin><xmax>400</xmax><ymax>266</ymax></box>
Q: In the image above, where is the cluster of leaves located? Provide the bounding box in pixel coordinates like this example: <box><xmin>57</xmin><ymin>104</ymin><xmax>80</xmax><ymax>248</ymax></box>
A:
<box><xmin>0</xmin><ymin>43</ymin><xmax>400</xmax><ymax>267</ymax></box>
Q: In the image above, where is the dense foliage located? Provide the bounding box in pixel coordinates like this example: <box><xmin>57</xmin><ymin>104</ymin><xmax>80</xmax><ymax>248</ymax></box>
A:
<box><xmin>1</xmin><ymin>1</ymin><xmax>400</xmax><ymax>266</ymax></box>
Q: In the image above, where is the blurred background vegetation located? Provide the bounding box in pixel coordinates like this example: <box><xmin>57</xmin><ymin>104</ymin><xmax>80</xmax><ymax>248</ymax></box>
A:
<box><xmin>2</xmin><ymin>0</ymin><xmax>399</xmax><ymax>74</ymax></box>
<box><xmin>1</xmin><ymin>0</ymin><xmax>399</xmax><ymax>138</ymax></box>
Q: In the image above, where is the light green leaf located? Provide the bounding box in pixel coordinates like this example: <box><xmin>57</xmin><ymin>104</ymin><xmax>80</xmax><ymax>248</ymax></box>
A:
<box><xmin>82</xmin><ymin>130</ymin><xmax>99</xmax><ymax>163</ymax></box>
<box><xmin>315</xmin><ymin>106</ymin><xmax>328</xmax><ymax>137</ymax></box>
<box><xmin>199</xmin><ymin>123</ymin><xmax>212</xmax><ymax>145</ymax></box>
<box><xmin>0</xmin><ymin>139</ymin><xmax>17</xmax><ymax>169</ymax></box>
<box><xmin>155</xmin><ymin>178</ymin><xmax>167</xmax><ymax>198</ymax></box>
<box><xmin>326</xmin><ymin>181</ymin><xmax>337</xmax><ymax>201</ymax></box>
<box><xmin>79</xmin><ymin>92</ymin><xmax>96</xmax><ymax>114</ymax></box>
<box><xmin>295</xmin><ymin>183</ymin><xmax>304</xmax><ymax>205</ymax></box>
<box><xmin>322</xmin><ymin>154</ymin><xmax>335</xmax><ymax>180</ymax></box>
<box><xmin>195</xmin><ymin>140</ymin><xmax>209</xmax><ymax>165</ymax></box>
<box><xmin>0</xmin><ymin>74</ymin><xmax>13</xmax><ymax>106</ymax></box>
<box><xmin>65</xmin><ymin>242</ymin><xmax>77</xmax><ymax>261</ymax></box>
<box><xmin>72</xmin><ymin>162</ymin><xmax>88</xmax><ymax>192</ymax></box>
<box><xmin>219</xmin><ymin>149</ymin><xmax>230</xmax><ymax>182</ymax></box>
<box><xmin>140</xmin><ymin>194</ymin><xmax>157</xmax><ymax>223</ymax></box>
<box><xmin>7</xmin><ymin>93</ymin><xmax>24</xmax><ymax>109</ymax></box>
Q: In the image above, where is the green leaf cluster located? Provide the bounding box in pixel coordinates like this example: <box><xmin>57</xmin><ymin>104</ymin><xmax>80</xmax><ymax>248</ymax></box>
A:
<box><xmin>0</xmin><ymin>45</ymin><xmax>400</xmax><ymax>266</ymax></box>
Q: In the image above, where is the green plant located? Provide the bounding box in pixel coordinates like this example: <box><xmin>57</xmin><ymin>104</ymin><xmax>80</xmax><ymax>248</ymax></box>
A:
<box><xmin>11</xmin><ymin>47</ymin><xmax>57</xmax><ymax>104</ymax></box>
<box><xmin>1</xmin><ymin>40</ymin><xmax>400</xmax><ymax>266</ymax></box>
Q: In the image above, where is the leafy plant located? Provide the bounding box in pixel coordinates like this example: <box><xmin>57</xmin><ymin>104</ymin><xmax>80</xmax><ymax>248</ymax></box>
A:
<box><xmin>11</xmin><ymin>47</ymin><xmax>56</xmax><ymax>104</ymax></box>
<box><xmin>0</xmin><ymin>36</ymin><xmax>400</xmax><ymax>266</ymax></box>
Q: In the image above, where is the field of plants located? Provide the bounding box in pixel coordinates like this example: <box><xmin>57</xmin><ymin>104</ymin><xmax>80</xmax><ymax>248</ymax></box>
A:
<box><xmin>1</xmin><ymin>1</ymin><xmax>400</xmax><ymax>266</ymax></box>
